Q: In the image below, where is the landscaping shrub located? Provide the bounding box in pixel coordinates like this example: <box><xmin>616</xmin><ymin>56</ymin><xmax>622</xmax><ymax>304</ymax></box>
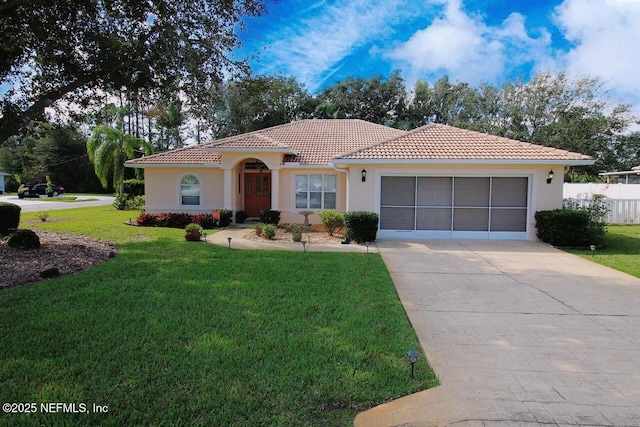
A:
<box><xmin>136</xmin><ymin>212</ymin><xmax>158</xmax><ymax>226</ymax></box>
<box><xmin>535</xmin><ymin>209</ymin><xmax>592</xmax><ymax>247</ymax></box>
<box><xmin>114</xmin><ymin>193</ymin><xmax>146</xmax><ymax>211</ymax></box>
<box><xmin>192</xmin><ymin>213</ymin><xmax>216</xmax><ymax>229</ymax></box>
<box><xmin>136</xmin><ymin>212</ymin><xmax>226</xmax><ymax>229</ymax></box>
<box><xmin>261</xmin><ymin>223</ymin><xmax>277</xmax><ymax>239</ymax></box>
<box><xmin>7</xmin><ymin>229</ymin><xmax>41</xmax><ymax>249</ymax></box>
<box><xmin>260</xmin><ymin>210</ymin><xmax>281</xmax><ymax>225</ymax></box>
<box><xmin>318</xmin><ymin>209</ymin><xmax>344</xmax><ymax>236</ymax></box>
<box><xmin>0</xmin><ymin>202</ymin><xmax>21</xmax><ymax>235</ymax></box>
<box><xmin>113</xmin><ymin>193</ymin><xmax>129</xmax><ymax>210</ymax></box>
<box><xmin>344</xmin><ymin>211</ymin><xmax>378</xmax><ymax>244</ymax></box>
<box><xmin>219</xmin><ymin>208</ymin><xmax>233</xmax><ymax>227</ymax></box>
<box><xmin>123</xmin><ymin>179</ymin><xmax>145</xmax><ymax>196</ymax></box>
<box><xmin>563</xmin><ymin>195</ymin><xmax>608</xmax><ymax>246</ymax></box>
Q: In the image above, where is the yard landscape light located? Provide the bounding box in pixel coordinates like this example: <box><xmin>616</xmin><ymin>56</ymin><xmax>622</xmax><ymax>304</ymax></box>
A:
<box><xmin>590</xmin><ymin>244</ymin><xmax>596</xmax><ymax>257</ymax></box>
<box><xmin>361</xmin><ymin>169</ymin><xmax>367</xmax><ymax>182</ymax></box>
<box><xmin>301</xmin><ymin>240</ymin><xmax>307</xmax><ymax>252</ymax></box>
<box><xmin>227</xmin><ymin>237</ymin><xmax>232</xmax><ymax>248</ymax></box>
<box><xmin>203</xmin><ymin>232</ymin><xmax>207</xmax><ymax>243</ymax></box>
<box><xmin>546</xmin><ymin>170</ymin><xmax>555</xmax><ymax>184</ymax></box>
<box><xmin>365</xmin><ymin>241</ymin><xmax>370</xmax><ymax>253</ymax></box>
<box><xmin>407</xmin><ymin>350</ymin><xmax>418</xmax><ymax>380</ymax></box>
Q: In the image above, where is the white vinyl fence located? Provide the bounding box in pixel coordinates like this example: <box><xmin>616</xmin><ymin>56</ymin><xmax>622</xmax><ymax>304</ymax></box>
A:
<box><xmin>566</xmin><ymin>198</ymin><xmax>640</xmax><ymax>224</ymax></box>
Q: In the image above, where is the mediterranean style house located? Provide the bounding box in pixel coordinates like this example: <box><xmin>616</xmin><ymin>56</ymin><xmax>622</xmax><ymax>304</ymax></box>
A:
<box><xmin>126</xmin><ymin>119</ymin><xmax>594</xmax><ymax>241</ymax></box>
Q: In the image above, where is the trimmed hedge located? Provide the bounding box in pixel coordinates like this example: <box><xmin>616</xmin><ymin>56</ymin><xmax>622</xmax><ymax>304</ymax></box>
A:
<box><xmin>136</xmin><ymin>211</ymin><xmax>228</xmax><ymax>229</ymax></box>
<box><xmin>535</xmin><ymin>209</ymin><xmax>592</xmax><ymax>247</ymax></box>
<box><xmin>0</xmin><ymin>202</ymin><xmax>21</xmax><ymax>235</ymax></box>
<box><xmin>344</xmin><ymin>211</ymin><xmax>378</xmax><ymax>244</ymax></box>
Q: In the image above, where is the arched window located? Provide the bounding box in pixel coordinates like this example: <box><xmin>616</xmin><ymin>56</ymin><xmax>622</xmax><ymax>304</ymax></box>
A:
<box><xmin>181</xmin><ymin>175</ymin><xmax>200</xmax><ymax>205</ymax></box>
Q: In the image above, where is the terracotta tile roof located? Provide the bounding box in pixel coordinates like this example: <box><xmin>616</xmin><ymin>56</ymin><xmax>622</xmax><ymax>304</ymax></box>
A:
<box><xmin>126</xmin><ymin>144</ymin><xmax>221</xmax><ymax>165</ymax></box>
<box><xmin>205</xmin><ymin>132</ymin><xmax>294</xmax><ymax>151</ymax></box>
<box><xmin>336</xmin><ymin>124</ymin><xmax>594</xmax><ymax>162</ymax></box>
<box><xmin>127</xmin><ymin>120</ymin><xmax>593</xmax><ymax>167</ymax></box>
<box><xmin>234</xmin><ymin>119</ymin><xmax>406</xmax><ymax>164</ymax></box>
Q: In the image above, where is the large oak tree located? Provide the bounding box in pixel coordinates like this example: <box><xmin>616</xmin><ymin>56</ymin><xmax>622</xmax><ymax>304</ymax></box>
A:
<box><xmin>0</xmin><ymin>0</ymin><xmax>268</xmax><ymax>145</ymax></box>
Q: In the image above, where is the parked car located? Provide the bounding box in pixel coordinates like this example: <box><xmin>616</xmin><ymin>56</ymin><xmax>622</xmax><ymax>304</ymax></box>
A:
<box><xmin>31</xmin><ymin>183</ymin><xmax>65</xmax><ymax>196</ymax></box>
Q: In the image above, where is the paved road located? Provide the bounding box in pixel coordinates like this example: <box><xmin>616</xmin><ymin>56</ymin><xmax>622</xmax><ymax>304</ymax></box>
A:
<box><xmin>0</xmin><ymin>194</ymin><xmax>115</xmax><ymax>212</ymax></box>
<box><xmin>356</xmin><ymin>239</ymin><xmax>640</xmax><ymax>426</ymax></box>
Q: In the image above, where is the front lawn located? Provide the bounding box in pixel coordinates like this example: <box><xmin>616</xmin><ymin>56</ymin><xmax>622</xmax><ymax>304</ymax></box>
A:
<box><xmin>566</xmin><ymin>225</ymin><xmax>640</xmax><ymax>278</ymax></box>
<box><xmin>1</xmin><ymin>207</ymin><xmax>437</xmax><ymax>426</ymax></box>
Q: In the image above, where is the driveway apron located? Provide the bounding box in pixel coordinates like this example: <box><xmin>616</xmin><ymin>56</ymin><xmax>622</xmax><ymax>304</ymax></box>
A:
<box><xmin>355</xmin><ymin>240</ymin><xmax>640</xmax><ymax>426</ymax></box>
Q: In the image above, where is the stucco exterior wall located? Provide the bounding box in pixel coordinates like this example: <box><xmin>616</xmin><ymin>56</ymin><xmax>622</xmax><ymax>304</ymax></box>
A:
<box><xmin>144</xmin><ymin>167</ymin><xmax>224</xmax><ymax>214</ymax></box>
<box><xmin>344</xmin><ymin>163</ymin><xmax>566</xmax><ymax>241</ymax></box>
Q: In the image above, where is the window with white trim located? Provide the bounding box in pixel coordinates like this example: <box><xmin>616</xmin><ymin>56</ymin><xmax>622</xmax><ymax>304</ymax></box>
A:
<box><xmin>295</xmin><ymin>175</ymin><xmax>336</xmax><ymax>209</ymax></box>
<box><xmin>181</xmin><ymin>175</ymin><xmax>201</xmax><ymax>205</ymax></box>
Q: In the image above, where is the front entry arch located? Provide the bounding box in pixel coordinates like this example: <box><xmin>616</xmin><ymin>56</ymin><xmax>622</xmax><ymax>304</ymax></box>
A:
<box><xmin>244</xmin><ymin>173</ymin><xmax>271</xmax><ymax>217</ymax></box>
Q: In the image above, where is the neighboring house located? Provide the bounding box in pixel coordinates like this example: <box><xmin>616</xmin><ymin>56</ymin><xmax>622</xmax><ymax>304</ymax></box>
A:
<box><xmin>599</xmin><ymin>165</ymin><xmax>640</xmax><ymax>184</ymax></box>
<box><xmin>126</xmin><ymin>119</ymin><xmax>594</xmax><ymax>241</ymax></box>
<box><xmin>0</xmin><ymin>171</ymin><xmax>9</xmax><ymax>194</ymax></box>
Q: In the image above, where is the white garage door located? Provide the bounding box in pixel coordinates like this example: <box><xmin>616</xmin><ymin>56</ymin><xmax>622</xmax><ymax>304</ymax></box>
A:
<box><xmin>379</xmin><ymin>176</ymin><xmax>529</xmax><ymax>240</ymax></box>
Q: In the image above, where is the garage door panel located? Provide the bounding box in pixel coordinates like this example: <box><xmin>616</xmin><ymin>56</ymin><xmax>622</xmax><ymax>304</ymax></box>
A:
<box><xmin>381</xmin><ymin>177</ymin><xmax>415</xmax><ymax>206</ymax></box>
<box><xmin>453</xmin><ymin>208</ymin><xmax>489</xmax><ymax>231</ymax></box>
<box><xmin>416</xmin><ymin>208</ymin><xmax>452</xmax><ymax>230</ymax></box>
<box><xmin>491</xmin><ymin>209</ymin><xmax>527</xmax><ymax>231</ymax></box>
<box><xmin>492</xmin><ymin>177</ymin><xmax>528</xmax><ymax>207</ymax></box>
<box><xmin>380</xmin><ymin>207</ymin><xmax>415</xmax><ymax>230</ymax></box>
<box><xmin>417</xmin><ymin>177</ymin><xmax>452</xmax><ymax>206</ymax></box>
<box><xmin>454</xmin><ymin>178</ymin><xmax>490</xmax><ymax>207</ymax></box>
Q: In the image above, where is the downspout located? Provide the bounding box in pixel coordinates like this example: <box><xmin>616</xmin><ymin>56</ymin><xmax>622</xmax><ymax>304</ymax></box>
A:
<box><xmin>329</xmin><ymin>162</ymin><xmax>350</xmax><ymax>212</ymax></box>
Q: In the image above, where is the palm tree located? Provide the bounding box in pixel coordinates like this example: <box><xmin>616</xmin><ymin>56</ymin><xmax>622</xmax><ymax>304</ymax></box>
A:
<box><xmin>86</xmin><ymin>125</ymin><xmax>154</xmax><ymax>196</ymax></box>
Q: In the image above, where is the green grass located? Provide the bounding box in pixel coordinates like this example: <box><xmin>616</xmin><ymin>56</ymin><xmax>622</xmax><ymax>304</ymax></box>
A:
<box><xmin>566</xmin><ymin>225</ymin><xmax>640</xmax><ymax>278</ymax></box>
<box><xmin>1</xmin><ymin>207</ymin><xmax>437</xmax><ymax>426</ymax></box>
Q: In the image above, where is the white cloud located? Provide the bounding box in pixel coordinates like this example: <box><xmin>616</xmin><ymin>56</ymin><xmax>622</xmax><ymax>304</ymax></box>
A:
<box><xmin>388</xmin><ymin>0</ymin><xmax>551</xmax><ymax>85</ymax></box>
<box><xmin>553</xmin><ymin>0</ymin><xmax>640</xmax><ymax>104</ymax></box>
<box><xmin>253</xmin><ymin>0</ymin><xmax>412</xmax><ymax>91</ymax></box>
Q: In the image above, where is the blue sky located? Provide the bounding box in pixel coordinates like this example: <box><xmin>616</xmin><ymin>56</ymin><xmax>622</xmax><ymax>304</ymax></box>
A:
<box><xmin>235</xmin><ymin>0</ymin><xmax>640</xmax><ymax>109</ymax></box>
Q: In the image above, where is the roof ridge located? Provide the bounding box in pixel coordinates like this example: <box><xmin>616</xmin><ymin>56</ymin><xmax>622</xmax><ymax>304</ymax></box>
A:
<box><xmin>333</xmin><ymin>125</ymin><xmax>417</xmax><ymax>159</ymax></box>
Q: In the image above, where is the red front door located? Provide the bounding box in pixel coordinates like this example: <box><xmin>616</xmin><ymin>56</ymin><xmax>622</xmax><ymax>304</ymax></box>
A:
<box><xmin>244</xmin><ymin>173</ymin><xmax>271</xmax><ymax>217</ymax></box>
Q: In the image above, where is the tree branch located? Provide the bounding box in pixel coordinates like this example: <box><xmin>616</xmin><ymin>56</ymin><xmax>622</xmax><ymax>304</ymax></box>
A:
<box><xmin>0</xmin><ymin>0</ymin><xmax>31</xmax><ymax>15</ymax></box>
<box><xmin>0</xmin><ymin>74</ymin><xmax>97</xmax><ymax>144</ymax></box>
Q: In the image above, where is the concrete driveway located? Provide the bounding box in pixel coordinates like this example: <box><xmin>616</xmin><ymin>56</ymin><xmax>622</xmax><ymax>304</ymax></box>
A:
<box><xmin>356</xmin><ymin>240</ymin><xmax>640</xmax><ymax>426</ymax></box>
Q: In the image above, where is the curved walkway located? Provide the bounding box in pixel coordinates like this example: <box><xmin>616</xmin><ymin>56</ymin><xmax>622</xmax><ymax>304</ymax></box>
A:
<box><xmin>356</xmin><ymin>240</ymin><xmax>640</xmax><ymax>426</ymax></box>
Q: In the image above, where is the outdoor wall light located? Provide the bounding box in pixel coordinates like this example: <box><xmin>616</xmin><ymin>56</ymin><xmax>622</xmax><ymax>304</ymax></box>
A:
<box><xmin>546</xmin><ymin>170</ymin><xmax>555</xmax><ymax>184</ymax></box>
<box><xmin>407</xmin><ymin>349</ymin><xmax>419</xmax><ymax>380</ymax></box>
<box><xmin>361</xmin><ymin>168</ymin><xmax>367</xmax><ymax>182</ymax></box>
<box><xmin>227</xmin><ymin>237</ymin><xmax>232</xmax><ymax>249</ymax></box>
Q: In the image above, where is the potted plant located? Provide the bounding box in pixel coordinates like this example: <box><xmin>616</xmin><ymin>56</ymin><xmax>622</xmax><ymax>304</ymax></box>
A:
<box><xmin>184</xmin><ymin>223</ymin><xmax>203</xmax><ymax>241</ymax></box>
<box><xmin>17</xmin><ymin>184</ymin><xmax>25</xmax><ymax>199</ymax></box>
<box><xmin>254</xmin><ymin>223</ymin><xmax>263</xmax><ymax>237</ymax></box>
<box><xmin>236</xmin><ymin>210</ymin><xmax>246</xmax><ymax>224</ymax></box>
<box><xmin>288</xmin><ymin>223</ymin><xmax>305</xmax><ymax>242</ymax></box>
